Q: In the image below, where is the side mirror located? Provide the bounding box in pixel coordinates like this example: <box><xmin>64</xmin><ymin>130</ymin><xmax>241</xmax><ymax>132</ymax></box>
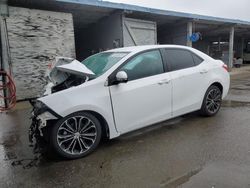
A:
<box><xmin>115</xmin><ymin>71</ymin><xmax>128</xmax><ymax>83</ymax></box>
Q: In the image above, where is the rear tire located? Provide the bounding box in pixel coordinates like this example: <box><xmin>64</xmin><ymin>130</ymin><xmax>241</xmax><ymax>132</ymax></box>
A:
<box><xmin>50</xmin><ymin>112</ymin><xmax>102</xmax><ymax>159</ymax></box>
<box><xmin>200</xmin><ymin>85</ymin><xmax>222</xmax><ymax>116</ymax></box>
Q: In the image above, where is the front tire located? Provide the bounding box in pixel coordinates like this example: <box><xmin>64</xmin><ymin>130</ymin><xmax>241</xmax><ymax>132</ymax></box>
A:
<box><xmin>200</xmin><ymin>85</ymin><xmax>222</xmax><ymax>116</ymax></box>
<box><xmin>50</xmin><ymin>112</ymin><xmax>102</xmax><ymax>159</ymax></box>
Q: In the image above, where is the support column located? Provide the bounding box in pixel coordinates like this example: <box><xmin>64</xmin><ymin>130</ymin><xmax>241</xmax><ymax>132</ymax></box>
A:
<box><xmin>0</xmin><ymin>16</ymin><xmax>9</xmax><ymax>108</ymax></box>
<box><xmin>0</xmin><ymin>0</ymin><xmax>9</xmax><ymax>72</ymax></box>
<box><xmin>187</xmin><ymin>21</ymin><xmax>192</xmax><ymax>47</ymax></box>
<box><xmin>207</xmin><ymin>44</ymin><xmax>210</xmax><ymax>55</ymax></box>
<box><xmin>0</xmin><ymin>16</ymin><xmax>7</xmax><ymax>71</ymax></box>
<box><xmin>241</xmin><ymin>37</ymin><xmax>244</xmax><ymax>59</ymax></box>
<box><xmin>229</xmin><ymin>26</ymin><xmax>235</xmax><ymax>69</ymax></box>
<box><xmin>0</xmin><ymin>0</ymin><xmax>9</xmax><ymax>108</ymax></box>
<box><xmin>218</xmin><ymin>37</ymin><xmax>221</xmax><ymax>51</ymax></box>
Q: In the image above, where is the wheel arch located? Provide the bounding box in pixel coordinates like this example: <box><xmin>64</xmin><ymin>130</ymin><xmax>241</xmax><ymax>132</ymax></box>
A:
<box><xmin>210</xmin><ymin>82</ymin><xmax>223</xmax><ymax>93</ymax></box>
<box><xmin>199</xmin><ymin>81</ymin><xmax>223</xmax><ymax>116</ymax></box>
<box><xmin>199</xmin><ymin>81</ymin><xmax>224</xmax><ymax>109</ymax></box>
<box><xmin>82</xmin><ymin>110</ymin><xmax>110</xmax><ymax>139</ymax></box>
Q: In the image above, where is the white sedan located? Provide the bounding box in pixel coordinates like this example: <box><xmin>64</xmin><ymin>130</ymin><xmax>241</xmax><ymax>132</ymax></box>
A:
<box><xmin>30</xmin><ymin>45</ymin><xmax>230</xmax><ymax>159</ymax></box>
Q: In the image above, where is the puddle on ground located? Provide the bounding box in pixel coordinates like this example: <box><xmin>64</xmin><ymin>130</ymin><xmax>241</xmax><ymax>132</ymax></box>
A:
<box><xmin>10</xmin><ymin>152</ymin><xmax>53</xmax><ymax>169</ymax></box>
<box><xmin>3</xmin><ymin>139</ymin><xmax>51</xmax><ymax>169</ymax></box>
<box><xmin>222</xmin><ymin>100</ymin><xmax>250</xmax><ymax>107</ymax></box>
<box><xmin>230</xmin><ymin>86</ymin><xmax>250</xmax><ymax>91</ymax></box>
<box><xmin>4</xmin><ymin>151</ymin><xmax>17</xmax><ymax>161</ymax></box>
<box><xmin>160</xmin><ymin>168</ymin><xmax>202</xmax><ymax>187</ymax></box>
<box><xmin>11</xmin><ymin>156</ymin><xmax>41</xmax><ymax>169</ymax></box>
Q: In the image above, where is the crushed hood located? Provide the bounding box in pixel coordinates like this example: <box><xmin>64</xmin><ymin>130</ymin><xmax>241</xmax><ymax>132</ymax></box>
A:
<box><xmin>46</xmin><ymin>58</ymin><xmax>95</xmax><ymax>85</ymax></box>
<box><xmin>43</xmin><ymin>58</ymin><xmax>95</xmax><ymax>96</ymax></box>
<box><xmin>56</xmin><ymin>60</ymin><xmax>95</xmax><ymax>77</ymax></box>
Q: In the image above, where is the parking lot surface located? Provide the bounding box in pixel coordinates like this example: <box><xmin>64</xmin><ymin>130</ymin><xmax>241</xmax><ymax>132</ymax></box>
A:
<box><xmin>1</xmin><ymin>67</ymin><xmax>250</xmax><ymax>188</ymax></box>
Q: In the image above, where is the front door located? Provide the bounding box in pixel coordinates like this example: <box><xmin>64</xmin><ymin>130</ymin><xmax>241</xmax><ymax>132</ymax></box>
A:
<box><xmin>109</xmin><ymin>50</ymin><xmax>172</xmax><ymax>134</ymax></box>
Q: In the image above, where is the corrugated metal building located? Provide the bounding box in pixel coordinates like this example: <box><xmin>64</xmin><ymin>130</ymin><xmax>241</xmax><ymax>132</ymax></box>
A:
<box><xmin>1</xmin><ymin>0</ymin><xmax>250</xmax><ymax>100</ymax></box>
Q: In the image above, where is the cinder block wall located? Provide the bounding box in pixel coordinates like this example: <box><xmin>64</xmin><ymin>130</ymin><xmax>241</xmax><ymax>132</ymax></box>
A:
<box><xmin>6</xmin><ymin>7</ymin><xmax>75</xmax><ymax>100</ymax></box>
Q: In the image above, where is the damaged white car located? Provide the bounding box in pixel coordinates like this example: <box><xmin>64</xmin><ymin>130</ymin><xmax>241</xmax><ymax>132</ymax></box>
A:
<box><xmin>30</xmin><ymin>45</ymin><xmax>230</xmax><ymax>159</ymax></box>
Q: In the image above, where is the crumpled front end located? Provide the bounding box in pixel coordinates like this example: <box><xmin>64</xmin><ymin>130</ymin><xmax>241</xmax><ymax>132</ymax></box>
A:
<box><xmin>42</xmin><ymin>57</ymin><xmax>95</xmax><ymax>96</ymax></box>
<box><xmin>29</xmin><ymin>100</ymin><xmax>60</xmax><ymax>152</ymax></box>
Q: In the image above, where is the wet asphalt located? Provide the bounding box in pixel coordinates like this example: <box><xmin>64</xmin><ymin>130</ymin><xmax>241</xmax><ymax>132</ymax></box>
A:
<box><xmin>1</xmin><ymin>67</ymin><xmax>250</xmax><ymax>188</ymax></box>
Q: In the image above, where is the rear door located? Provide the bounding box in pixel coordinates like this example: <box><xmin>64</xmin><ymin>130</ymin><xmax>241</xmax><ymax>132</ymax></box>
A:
<box><xmin>163</xmin><ymin>48</ymin><xmax>208</xmax><ymax>117</ymax></box>
<box><xmin>109</xmin><ymin>50</ymin><xmax>172</xmax><ymax>134</ymax></box>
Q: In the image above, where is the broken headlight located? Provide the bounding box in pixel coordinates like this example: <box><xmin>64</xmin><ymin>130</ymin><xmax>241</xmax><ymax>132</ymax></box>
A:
<box><xmin>30</xmin><ymin>100</ymin><xmax>49</xmax><ymax>116</ymax></box>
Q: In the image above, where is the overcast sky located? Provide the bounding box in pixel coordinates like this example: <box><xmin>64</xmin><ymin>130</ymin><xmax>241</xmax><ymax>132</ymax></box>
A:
<box><xmin>106</xmin><ymin>0</ymin><xmax>250</xmax><ymax>22</ymax></box>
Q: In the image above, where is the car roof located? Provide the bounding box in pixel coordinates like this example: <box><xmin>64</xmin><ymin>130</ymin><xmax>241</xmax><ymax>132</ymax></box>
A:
<box><xmin>105</xmin><ymin>45</ymin><xmax>213</xmax><ymax>61</ymax></box>
<box><xmin>106</xmin><ymin>45</ymin><xmax>194</xmax><ymax>53</ymax></box>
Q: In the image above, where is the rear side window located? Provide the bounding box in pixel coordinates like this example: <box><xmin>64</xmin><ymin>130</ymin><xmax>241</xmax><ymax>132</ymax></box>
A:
<box><xmin>165</xmin><ymin>49</ymin><xmax>195</xmax><ymax>71</ymax></box>
<box><xmin>192</xmin><ymin>53</ymin><xmax>203</xmax><ymax>65</ymax></box>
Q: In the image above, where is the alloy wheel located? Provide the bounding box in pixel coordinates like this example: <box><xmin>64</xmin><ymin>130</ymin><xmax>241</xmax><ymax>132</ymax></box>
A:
<box><xmin>56</xmin><ymin>116</ymin><xmax>97</xmax><ymax>155</ymax></box>
<box><xmin>206</xmin><ymin>88</ymin><xmax>222</xmax><ymax>114</ymax></box>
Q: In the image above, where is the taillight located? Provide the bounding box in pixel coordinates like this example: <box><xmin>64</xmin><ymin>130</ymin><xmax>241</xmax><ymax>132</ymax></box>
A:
<box><xmin>222</xmin><ymin>64</ymin><xmax>229</xmax><ymax>72</ymax></box>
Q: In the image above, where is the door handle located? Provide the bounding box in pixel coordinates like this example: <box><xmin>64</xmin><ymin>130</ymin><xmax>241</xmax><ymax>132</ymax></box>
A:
<box><xmin>200</xmin><ymin>69</ymin><xmax>208</xmax><ymax>74</ymax></box>
<box><xmin>158</xmin><ymin>79</ymin><xmax>170</xmax><ymax>85</ymax></box>
<box><xmin>158</xmin><ymin>80</ymin><xmax>165</xmax><ymax>85</ymax></box>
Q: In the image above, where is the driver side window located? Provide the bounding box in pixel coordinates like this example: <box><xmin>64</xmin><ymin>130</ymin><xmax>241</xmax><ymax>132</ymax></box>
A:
<box><xmin>120</xmin><ymin>50</ymin><xmax>164</xmax><ymax>81</ymax></box>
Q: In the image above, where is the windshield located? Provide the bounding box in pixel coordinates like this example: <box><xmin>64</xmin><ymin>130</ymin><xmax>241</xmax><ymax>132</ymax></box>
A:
<box><xmin>81</xmin><ymin>52</ymin><xmax>129</xmax><ymax>78</ymax></box>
